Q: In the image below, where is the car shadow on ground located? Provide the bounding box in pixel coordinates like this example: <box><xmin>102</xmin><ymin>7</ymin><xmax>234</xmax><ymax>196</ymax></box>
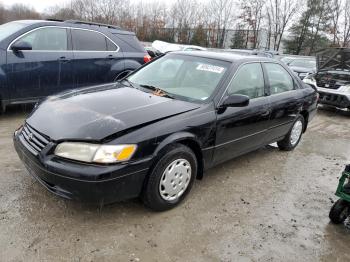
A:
<box><xmin>49</xmin><ymin>145</ymin><xmax>281</xmax><ymax>217</ymax></box>
<box><xmin>318</xmin><ymin>105</ymin><xmax>350</xmax><ymax>117</ymax></box>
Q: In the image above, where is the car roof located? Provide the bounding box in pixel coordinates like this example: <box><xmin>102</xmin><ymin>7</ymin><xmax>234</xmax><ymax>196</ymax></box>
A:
<box><xmin>11</xmin><ymin>19</ymin><xmax>135</xmax><ymax>35</ymax></box>
<box><xmin>171</xmin><ymin>50</ymin><xmax>276</xmax><ymax>63</ymax></box>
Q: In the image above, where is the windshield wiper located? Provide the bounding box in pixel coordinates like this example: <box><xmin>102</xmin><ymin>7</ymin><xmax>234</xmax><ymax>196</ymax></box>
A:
<box><xmin>139</xmin><ymin>84</ymin><xmax>175</xmax><ymax>99</ymax></box>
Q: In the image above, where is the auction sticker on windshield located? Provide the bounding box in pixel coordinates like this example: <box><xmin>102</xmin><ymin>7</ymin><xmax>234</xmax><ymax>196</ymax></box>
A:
<box><xmin>196</xmin><ymin>64</ymin><xmax>225</xmax><ymax>74</ymax></box>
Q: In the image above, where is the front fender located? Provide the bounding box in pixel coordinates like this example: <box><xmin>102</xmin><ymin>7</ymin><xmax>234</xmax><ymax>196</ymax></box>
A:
<box><xmin>153</xmin><ymin>132</ymin><xmax>201</xmax><ymax>156</ymax></box>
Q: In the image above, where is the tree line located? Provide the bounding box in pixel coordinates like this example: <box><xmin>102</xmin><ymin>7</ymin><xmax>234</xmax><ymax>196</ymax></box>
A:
<box><xmin>0</xmin><ymin>0</ymin><xmax>349</xmax><ymax>55</ymax></box>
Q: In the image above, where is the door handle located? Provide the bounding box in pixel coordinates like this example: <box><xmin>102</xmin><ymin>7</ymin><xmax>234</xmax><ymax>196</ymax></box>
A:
<box><xmin>58</xmin><ymin>56</ymin><xmax>70</xmax><ymax>63</ymax></box>
<box><xmin>106</xmin><ymin>54</ymin><xmax>115</xmax><ymax>59</ymax></box>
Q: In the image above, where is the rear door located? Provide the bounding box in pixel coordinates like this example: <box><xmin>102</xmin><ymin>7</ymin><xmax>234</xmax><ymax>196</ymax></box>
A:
<box><xmin>6</xmin><ymin>26</ymin><xmax>73</xmax><ymax>100</ymax></box>
<box><xmin>213</xmin><ymin>62</ymin><xmax>271</xmax><ymax>165</ymax></box>
<box><xmin>262</xmin><ymin>62</ymin><xmax>305</xmax><ymax>143</ymax></box>
<box><xmin>71</xmin><ymin>29</ymin><xmax>124</xmax><ymax>87</ymax></box>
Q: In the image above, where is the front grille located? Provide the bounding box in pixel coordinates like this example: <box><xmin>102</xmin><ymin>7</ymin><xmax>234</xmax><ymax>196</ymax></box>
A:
<box><xmin>19</xmin><ymin>123</ymin><xmax>50</xmax><ymax>155</ymax></box>
<box><xmin>318</xmin><ymin>92</ymin><xmax>350</xmax><ymax>108</ymax></box>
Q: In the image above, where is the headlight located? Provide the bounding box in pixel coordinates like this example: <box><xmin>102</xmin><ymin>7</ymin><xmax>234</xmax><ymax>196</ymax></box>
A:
<box><xmin>54</xmin><ymin>142</ymin><xmax>137</xmax><ymax>163</ymax></box>
<box><xmin>339</xmin><ymin>85</ymin><xmax>350</xmax><ymax>93</ymax></box>
<box><xmin>303</xmin><ymin>74</ymin><xmax>315</xmax><ymax>81</ymax></box>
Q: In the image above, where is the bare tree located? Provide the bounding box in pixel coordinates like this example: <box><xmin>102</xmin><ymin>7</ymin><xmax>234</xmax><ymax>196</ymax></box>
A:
<box><xmin>328</xmin><ymin>0</ymin><xmax>341</xmax><ymax>46</ymax></box>
<box><xmin>342</xmin><ymin>0</ymin><xmax>350</xmax><ymax>47</ymax></box>
<box><xmin>208</xmin><ymin>0</ymin><xmax>235</xmax><ymax>47</ymax></box>
<box><xmin>239</xmin><ymin>0</ymin><xmax>265</xmax><ymax>48</ymax></box>
<box><xmin>267</xmin><ymin>0</ymin><xmax>299</xmax><ymax>51</ymax></box>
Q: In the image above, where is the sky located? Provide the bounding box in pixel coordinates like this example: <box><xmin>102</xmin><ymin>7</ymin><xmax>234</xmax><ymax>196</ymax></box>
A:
<box><xmin>4</xmin><ymin>0</ymin><xmax>70</xmax><ymax>12</ymax></box>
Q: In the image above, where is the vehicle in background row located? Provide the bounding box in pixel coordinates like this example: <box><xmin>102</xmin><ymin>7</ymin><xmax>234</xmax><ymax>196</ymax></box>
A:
<box><xmin>284</xmin><ymin>57</ymin><xmax>316</xmax><ymax>80</ymax></box>
<box><xmin>151</xmin><ymin>40</ymin><xmax>206</xmax><ymax>55</ymax></box>
<box><xmin>144</xmin><ymin>45</ymin><xmax>162</xmax><ymax>58</ymax></box>
<box><xmin>303</xmin><ymin>48</ymin><xmax>350</xmax><ymax>110</ymax></box>
<box><xmin>14</xmin><ymin>51</ymin><xmax>318</xmax><ymax>211</ymax></box>
<box><xmin>224</xmin><ymin>49</ymin><xmax>274</xmax><ymax>58</ymax></box>
<box><xmin>0</xmin><ymin>19</ymin><xmax>150</xmax><ymax>112</ymax></box>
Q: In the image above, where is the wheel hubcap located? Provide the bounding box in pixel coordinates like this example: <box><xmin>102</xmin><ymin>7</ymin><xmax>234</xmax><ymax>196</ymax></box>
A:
<box><xmin>159</xmin><ymin>159</ymin><xmax>191</xmax><ymax>201</ymax></box>
<box><xmin>290</xmin><ymin>120</ymin><xmax>303</xmax><ymax>146</ymax></box>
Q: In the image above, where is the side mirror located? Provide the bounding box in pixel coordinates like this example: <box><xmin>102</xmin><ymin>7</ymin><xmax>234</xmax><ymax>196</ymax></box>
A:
<box><xmin>220</xmin><ymin>94</ymin><xmax>250</xmax><ymax>108</ymax></box>
<box><xmin>11</xmin><ymin>41</ymin><xmax>32</xmax><ymax>52</ymax></box>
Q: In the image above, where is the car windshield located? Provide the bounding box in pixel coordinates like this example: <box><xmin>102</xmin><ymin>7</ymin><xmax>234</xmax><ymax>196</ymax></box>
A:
<box><xmin>127</xmin><ymin>54</ymin><xmax>230</xmax><ymax>102</ymax></box>
<box><xmin>0</xmin><ymin>21</ymin><xmax>27</xmax><ymax>42</ymax></box>
<box><xmin>289</xmin><ymin>59</ymin><xmax>316</xmax><ymax>69</ymax></box>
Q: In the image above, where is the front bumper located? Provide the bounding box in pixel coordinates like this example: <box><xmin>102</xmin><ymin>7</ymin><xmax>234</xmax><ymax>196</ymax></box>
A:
<box><xmin>303</xmin><ymin>79</ymin><xmax>350</xmax><ymax>108</ymax></box>
<box><xmin>13</xmin><ymin>131</ymin><xmax>151</xmax><ymax>204</ymax></box>
<box><xmin>316</xmin><ymin>87</ymin><xmax>350</xmax><ymax>109</ymax></box>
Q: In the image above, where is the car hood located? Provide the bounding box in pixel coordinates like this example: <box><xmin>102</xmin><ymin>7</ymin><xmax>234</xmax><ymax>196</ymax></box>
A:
<box><xmin>26</xmin><ymin>84</ymin><xmax>200</xmax><ymax>141</ymax></box>
<box><xmin>316</xmin><ymin>48</ymin><xmax>350</xmax><ymax>71</ymax></box>
<box><xmin>290</xmin><ymin>66</ymin><xmax>315</xmax><ymax>73</ymax></box>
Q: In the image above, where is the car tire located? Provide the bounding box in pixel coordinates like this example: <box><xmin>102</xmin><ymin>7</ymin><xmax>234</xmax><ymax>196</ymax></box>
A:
<box><xmin>142</xmin><ymin>144</ymin><xmax>197</xmax><ymax>211</ymax></box>
<box><xmin>277</xmin><ymin>115</ymin><xmax>305</xmax><ymax>151</ymax></box>
<box><xmin>329</xmin><ymin>199</ymin><xmax>350</xmax><ymax>224</ymax></box>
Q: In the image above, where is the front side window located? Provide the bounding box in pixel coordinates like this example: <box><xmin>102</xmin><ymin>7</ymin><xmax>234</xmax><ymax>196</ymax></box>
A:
<box><xmin>14</xmin><ymin>27</ymin><xmax>68</xmax><ymax>51</ymax></box>
<box><xmin>227</xmin><ymin>63</ymin><xmax>265</xmax><ymax>99</ymax></box>
<box><xmin>127</xmin><ymin>54</ymin><xmax>229</xmax><ymax>102</ymax></box>
<box><xmin>265</xmin><ymin>63</ymin><xmax>295</xmax><ymax>94</ymax></box>
<box><xmin>72</xmin><ymin>29</ymin><xmax>116</xmax><ymax>51</ymax></box>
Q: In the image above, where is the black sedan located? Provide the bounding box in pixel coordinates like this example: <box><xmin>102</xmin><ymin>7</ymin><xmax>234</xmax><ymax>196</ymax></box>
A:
<box><xmin>13</xmin><ymin>51</ymin><xmax>318</xmax><ymax>211</ymax></box>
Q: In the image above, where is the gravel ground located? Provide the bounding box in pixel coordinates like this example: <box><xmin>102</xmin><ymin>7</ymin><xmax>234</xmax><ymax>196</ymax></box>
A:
<box><xmin>0</xmin><ymin>106</ymin><xmax>349</xmax><ymax>262</ymax></box>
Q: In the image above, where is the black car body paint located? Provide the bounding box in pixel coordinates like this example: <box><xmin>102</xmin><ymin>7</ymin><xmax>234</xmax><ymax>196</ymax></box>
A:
<box><xmin>14</xmin><ymin>51</ymin><xmax>318</xmax><ymax>204</ymax></box>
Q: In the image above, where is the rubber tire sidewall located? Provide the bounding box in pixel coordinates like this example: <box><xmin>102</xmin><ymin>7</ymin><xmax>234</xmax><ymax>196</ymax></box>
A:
<box><xmin>329</xmin><ymin>199</ymin><xmax>350</xmax><ymax>224</ymax></box>
<box><xmin>142</xmin><ymin>144</ymin><xmax>197</xmax><ymax>211</ymax></box>
<box><xmin>277</xmin><ymin>115</ymin><xmax>305</xmax><ymax>151</ymax></box>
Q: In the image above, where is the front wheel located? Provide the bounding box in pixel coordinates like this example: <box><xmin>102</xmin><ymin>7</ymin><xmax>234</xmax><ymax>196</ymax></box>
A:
<box><xmin>277</xmin><ymin>115</ymin><xmax>305</xmax><ymax>151</ymax></box>
<box><xmin>142</xmin><ymin>144</ymin><xmax>197</xmax><ymax>211</ymax></box>
<box><xmin>329</xmin><ymin>199</ymin><xmax>350</xmax><ymax>224</ymax></box>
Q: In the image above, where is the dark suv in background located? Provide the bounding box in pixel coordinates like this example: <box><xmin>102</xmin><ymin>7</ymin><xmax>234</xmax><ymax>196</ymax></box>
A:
<box><xmin>0</xmin><ymin>19</ymin><xmax>150</xmax><ymax>112</ymax></box>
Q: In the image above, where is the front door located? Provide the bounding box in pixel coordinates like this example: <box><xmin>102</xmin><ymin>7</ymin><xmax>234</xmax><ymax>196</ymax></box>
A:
<box><xmin>213</xmin><ymin>62</ymin><xmax>271</xmax><ymax>165</ymax></box>
<box><xmin>6</xmin><ymin>26</ymin><xmax>74</xmax><ymax>101</ymax></box>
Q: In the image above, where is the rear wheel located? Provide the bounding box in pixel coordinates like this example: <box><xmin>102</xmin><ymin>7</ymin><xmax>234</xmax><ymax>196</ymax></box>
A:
<box><xmin>329</xmin><ymin>199</ymin><xmax>350</xmax><ymax>224</ymax></box>
<box><xmin>277</xmin><ymin>115</ymin><xmax>305</xmax><ymax>151</ymax></box>
<box><xmin>142</xmin><ymin>144</ymin><xmax>197</xmax><ymax>211</ymax></box>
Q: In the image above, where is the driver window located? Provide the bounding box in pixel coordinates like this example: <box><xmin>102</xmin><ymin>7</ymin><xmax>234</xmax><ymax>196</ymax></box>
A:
<box><xmin>227</xmin><ymin>63</ymin><xmax>265</xmax><ymax>99</ymax></box>
<box><xmin>15</xmin><ymin>27</ymin><xmax>68</xmax><ymax>51</ymax></box>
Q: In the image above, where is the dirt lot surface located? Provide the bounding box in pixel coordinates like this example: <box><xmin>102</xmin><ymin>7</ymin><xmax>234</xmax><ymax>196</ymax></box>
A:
<box><xmin>0</xmin><ymin>107</ymin><xmax>350</xmax><ymax>262</ymax></box>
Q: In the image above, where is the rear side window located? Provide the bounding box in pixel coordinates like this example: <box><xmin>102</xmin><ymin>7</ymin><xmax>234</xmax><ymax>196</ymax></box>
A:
<box><xmin>227</xmin><ymin>63</ymin><xmax>265</xmax><ymax>99</ymax></box>
<box><xmin>72</xmin><ymin>29</ymin><xmax>117</xmax><ymax>51</ymax></box>
<box><xmin>114</xmin><ymin>34</ymin><xmax>144</xmax><ymax>52</ymax></box>
<box><xmin>265</xmin><ymin>63</ymin><xmax>294</xmax><ymax>94</ymax></box>
<box><xmin>15</xmin><ymin>27</ymin><xmax>68</xmax><ymax>51</ymax></box>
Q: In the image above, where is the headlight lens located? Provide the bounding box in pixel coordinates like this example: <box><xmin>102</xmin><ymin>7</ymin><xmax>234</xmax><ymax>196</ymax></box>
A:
<box><xmin>54</xmin><ymin>142</ymin><xmax>137</xmax><ymax>163</ymax></box>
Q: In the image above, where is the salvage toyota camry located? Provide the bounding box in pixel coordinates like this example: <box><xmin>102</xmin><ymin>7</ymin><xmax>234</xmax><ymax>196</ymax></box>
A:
<box><xmin>14</xmin><ymin>51</ymin><xmax>318</xmax><ymax>211</ymax></box>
